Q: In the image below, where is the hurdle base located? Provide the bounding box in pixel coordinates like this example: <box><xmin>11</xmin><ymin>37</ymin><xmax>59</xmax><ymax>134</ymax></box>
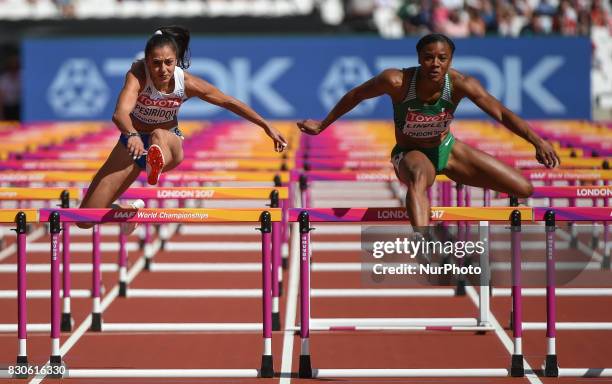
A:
<box><xmin>119</xmin><ymin>282</ymin><xmax>127</xmax><ymax>297</ymax></box>
<box><xmin>476</xmin><ymin>322</ymin><xmax>490</xmax><ymax>335</ymax></box>
<box><xmin>49</xmin><ymin>355</ymin><xmax>63</xmax><ymax>379</ymax></box>
<box><xmin>14</xmin><ymin>356</ymin><xmax>28</xmax><ymax>379</ymax></box>
<box><xmin>591</xmin><ymin>238</ymin><xmax>599</xmax><ymax>250</ymax></box>
<box><xmin>145</xmin><ymin>258</ymin><xmax>152</xmax><ymax>271</ymax></box>
<box><xmin>455</xmin><ymin>280</ymin><xmax>466</xmax><ymax>296</ymax></box>
<box><xmin>272</xmin><ymin>312</ymin><xmax>281</xmax><ymax>331</ymax></box>
<box><xmin>260</xmin><ymin>355</ymin><xmax>274</xmax><ymax>378</ymax></box>
<box><xmin>570</xmin><ymin>237</ymin><xmax>578</xmax><ymax>249</ymax></box>
<box><xmin>91</xmin><ymin>313</ymin><xmax>102</xmax><ymax>332</ymax></box>
<box><xmin>160</xmin><ymin>239</ymin><xmax>167</xmax><ymax>250</ymax></box>
<box><xmin>299</xmin><ymin>355</ymin><xmax>312</xmax><ymax>378</ymax></box>
<box><xmin>61</xmin><ymin>313</ymin><xmax>73</xmax><ymax>332</ymax></box>
<box><xmin>544</xmin><ymin>355</ymin><xmax>559</xmax><ymax>377</ymax></box>
<box><xmin>510</xmin><ymin>354</ymin><xmax>524</xmax><ymax>377</ymax></box>
<box><xmin>139</xmin><ymin>238</ymin><xmax>146</xmax><ymax>251</ymax></box>
<box><xmin>602</xmin><ymin>257</ymin><xmax>611</xmax><ymax>270</ymax></box>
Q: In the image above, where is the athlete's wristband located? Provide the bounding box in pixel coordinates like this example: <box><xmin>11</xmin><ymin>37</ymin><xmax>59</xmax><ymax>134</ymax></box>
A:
<box><xmin>123</xmin><ymin>132</ymin><xmax>141</xmax><ymax>139</ymax></box>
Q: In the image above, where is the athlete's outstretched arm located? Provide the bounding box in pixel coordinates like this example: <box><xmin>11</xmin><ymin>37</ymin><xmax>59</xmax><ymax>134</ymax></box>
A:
<box><xmin>112</xmin><ymin>64</ymin><xmax>146</xmax><ymax>159</ymax></box>
<box><xmin>297</xmin><ymin>69</ymin><xmax>402</xmax><ymax>135</ymax></box>
<box><xmin>185</xmin><ymin>73</ymin><xmax>287</xmax><ymax>152</ymax></box>
<box><xmin>455</xmin><ymin>73</ymin><xmax>560</xmax><ymax>168</ymax></box>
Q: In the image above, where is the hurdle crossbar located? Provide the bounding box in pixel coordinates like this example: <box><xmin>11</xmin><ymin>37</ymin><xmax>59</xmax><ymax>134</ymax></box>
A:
<box><xmin>288</xmin><ymin>207</ymin><xmax>612</xmax><ymax>222</ymax></box>
<box><xmin>0</xmin><ymin>187</ymin><xmax>288</xmax><ymax>201</ymax></box>
<box><xmin>39</xmin><ymin>208</ymin><xmax>282</xmax><ymax>223</ymax></box>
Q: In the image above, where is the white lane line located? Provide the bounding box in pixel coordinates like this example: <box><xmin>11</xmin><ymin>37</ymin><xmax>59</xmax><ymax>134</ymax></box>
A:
<box><xmin>466</xmin><ymin>285</ymin><xmax>542</xmax><ymax>384</ymax></box>
<box><xmin>279</xmin><ymin>223</ymin><xmax>300</xmax><ymax>384</ymax></box>
<box><xmin>24</xmin><ymin>242</ymin><xmax>140</xmax><ymax>252</ymax></box>
<box><xmin>0</xmin><ymin>227</ymin><xmax>46</xmax><ymax>262</ymax></box>
<box><xmin>0</xmin><ymin>263</ymin><xmax>118</xmax><ymax>273</ymax></box>
<box><xmin>557</xmin><ymin>227</ymin><xmax>604</xmax><ymax>262</ymax></box>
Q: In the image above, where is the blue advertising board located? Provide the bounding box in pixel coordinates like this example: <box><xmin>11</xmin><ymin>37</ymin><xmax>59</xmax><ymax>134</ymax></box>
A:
<box><xmin>23</xmin><ymin>36</ymin><xmax>590</xmax><ymax>122</ymax></box>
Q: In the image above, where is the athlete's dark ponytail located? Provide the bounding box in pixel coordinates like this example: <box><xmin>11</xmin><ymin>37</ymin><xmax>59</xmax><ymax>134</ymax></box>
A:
<box><xmin>145</xmin><ymin>26</ymin><xmax>191</xmax><ymax>69</ymax></box>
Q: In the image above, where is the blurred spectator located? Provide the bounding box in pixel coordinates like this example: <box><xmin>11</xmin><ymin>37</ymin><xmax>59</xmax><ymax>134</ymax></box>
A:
<box><xmin>554</xmin><ymin>0</ymin><xmax>578</xmax><ymax>34</ymax></box>
<box><xmin>590</xmin><ymin>0</ymin><xmax>609</xmax><ymax>27</ymax></box>
<box><xmin>496</xmin><ymin>2</ymin><xmax>524</xmax><ymax>36</ymax></box>
<box><xmin>479</xmin><ymin>0</ymin><xmax>497</xmax><ymax>32</ymax></box>
<box><xmin>521</xmin><ymin>10</ymin><xmax>552</xmax><ymax>34</ymax></box>
<box><xmin>430</xmin><ymin>0</ymin><xmax>450</xmax><ymax>32</ymax></box>
<box><xmin>0</xmin><ymin>55</ymin><xmax>21</xmax><ymax>121</ymax></box>
<box><xmin>576</xmin><ymin>8</ymin><xmax>591</xmax><ymax>35</ymax></box>
<box><xmin>441</xmin><ymin>8</ymin><xmax>470</xmax><ymax>36</ymax></box>
<box><xmin>467</xmin><ymin>5</ymin><xmax>486</xmax><ymax>36</ymax></box>
<box><xmin>397</xmin><ymin>0</ymin><xmax>431</xmax><ymax>35</ymax></box>
<box><xmin>345</xmin><ymin>0</ymin><xmax>377</xmax><ymax>31</ymax></box>
<box><xmin>54</xmin><ymin>0</ymin><xmax>75</xmax><ymax>18</ymax></box>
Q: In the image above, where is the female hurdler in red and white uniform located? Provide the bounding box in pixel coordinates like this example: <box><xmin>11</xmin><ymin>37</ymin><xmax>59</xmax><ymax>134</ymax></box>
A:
<box><xmin>78</xmin><ymin>26</ymin><xmax>287</xmax><ymax>227</ymax></box>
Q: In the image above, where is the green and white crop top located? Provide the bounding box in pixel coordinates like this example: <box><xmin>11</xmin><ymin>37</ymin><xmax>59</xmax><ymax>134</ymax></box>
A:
<box><xmin>393</xmin><ymin>67</ymin><xmax>455</xmax><ymax>139</ymax></box>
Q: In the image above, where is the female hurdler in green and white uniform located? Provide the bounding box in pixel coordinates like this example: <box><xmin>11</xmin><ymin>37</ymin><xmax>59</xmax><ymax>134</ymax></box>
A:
<box><xmin>297</xmin><ymin>33</ymin><xmax>560</xmax><ymax>227</ymax></box>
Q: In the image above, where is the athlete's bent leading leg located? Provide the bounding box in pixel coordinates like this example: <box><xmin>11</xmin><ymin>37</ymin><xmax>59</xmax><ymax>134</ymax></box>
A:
<box><xmin>146</xmin><ymin>128</ymin><xmax>184</xmax><ymax>185</ymax></box>
<box><xmin>443</xmin><ymin>139</ymin><xmax>533</xmax><ymax>198</ymax></box>
<box><xmin>77</xmin><ymin>142</ymin><xmax>142</xmax><ymax>229</ymax></box>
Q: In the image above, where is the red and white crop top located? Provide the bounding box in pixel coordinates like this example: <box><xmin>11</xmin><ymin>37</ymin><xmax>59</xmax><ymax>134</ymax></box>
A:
<box><xmin>130</xmin><ymin>60</ymin><xmax>187</xmax><ymax>125</ymax></box>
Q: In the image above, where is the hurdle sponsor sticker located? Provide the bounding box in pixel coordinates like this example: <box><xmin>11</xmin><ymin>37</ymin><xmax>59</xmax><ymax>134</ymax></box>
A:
<box><xmin>156</xmin><ymin>189</ymin><xmax>216</xmax><ymax>199</ymax></box>
<box><xmin>113</xmin><ymin>211</ymin><xmax>137</xmax><ymax>219</ymax></box>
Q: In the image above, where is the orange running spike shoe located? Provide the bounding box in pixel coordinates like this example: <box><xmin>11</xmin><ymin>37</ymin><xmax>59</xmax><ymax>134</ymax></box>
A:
<box><xmin>146</xmin><ymin>144</ymin><xmax>165</xmax><ymax>185</ymax></box>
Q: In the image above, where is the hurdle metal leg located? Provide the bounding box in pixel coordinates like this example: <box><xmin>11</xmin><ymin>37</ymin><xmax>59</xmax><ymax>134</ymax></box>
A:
<box><xmin>258</xmin><ymin>211</ymin><xmax>274</xmax><ymax>378</ymax></box>
<box><xmin>15</xmin><ymin>212</ymin><xmax>28</xmax><ymax>378</ymax></box>
<box><xmin>272</xmin><ymin>219</ymin><xmax>281</xmax><ymax>330</ymax></box>
<box><xmin>510</xmin><ymin>210</ymin><xmax>524</xmax><ymax>377</ymax></box>
<box><xmin>49</xmin><ymin>212</ymin><xmax>63</xmax><ymax>377</ymax></box>
<box><xmin>544</xmin><ymin>211</ymin><xmax>558</xmax><ymax>377</ymax></box>
<box><xmin>478</xmin><ymin>221</ymin><xmax>491</xmax><ymax>330</ymax></box>
<box><xmin>91</xmin><ymin>224</ymin><xmax>102</xmax><ymax>332</ymax></box>
<box><xmin>61</xmin><ymin>222</ymin><xmax>73</xmax><ymax>332</ymax></box>
<box><xmin>298</xmin><ymin>211</ymin><xmax>312</xmax><ymax>378</ymax></box>
<box><xmin>118</xmin><ymin>226</ymin><xmax>128</xmax><ymax>297</ymax></box>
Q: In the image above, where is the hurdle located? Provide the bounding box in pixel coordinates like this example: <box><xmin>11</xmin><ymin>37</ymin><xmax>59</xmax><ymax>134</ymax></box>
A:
<box><xmin>0</xmin><ymin>184</ymin><xmax>290</xmax><ymax>325</ymax></box>
<box><xmin>502</xmin><ymin>185</ymin><xmax>611</xmax><ymax>280</ymax></box>
<box><xmin>290</xmin><ymin>206</ymin><xmax>531</xmax><ymax>378</ymax></box>
<box><xmin>523</xmin><ymin>207</ymin><xmax>612</xmax><ymax>378</ymax></box>
<box><xmin>3</xmin><ymin>207</ymin><xmax>279</xmax><ymax>379</ymax></box>
<box><xmin>0</xmin><ymin>188</ymin><xmax>80</xmax><ymax>331</ymax></box>
<box><xmin>0</xmin><ymin>210</ymin><xmax>43</xmax><ymax>377</ymax></box>
<box><xmin>2</xmin><ymin>186</ymin><xmax>288</xmax><ymax>329</ymax></box>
